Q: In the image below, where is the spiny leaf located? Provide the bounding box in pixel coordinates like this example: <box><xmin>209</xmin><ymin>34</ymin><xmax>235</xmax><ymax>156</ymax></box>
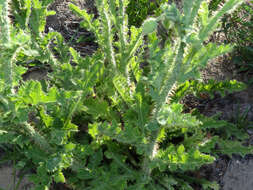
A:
<box><xmin>157</xmin><ymin>103</ymin><xmax>201</xmax><ymax>128</ymax></box>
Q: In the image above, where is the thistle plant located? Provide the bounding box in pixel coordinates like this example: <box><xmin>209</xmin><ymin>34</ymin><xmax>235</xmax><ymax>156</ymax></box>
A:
<box><xmin>67</xmin><ymin>0</ymin><xmax>247</xmax><ymax>189</ymax></box>
<box><xmin>0</xmin><ymin>0</ymin><xmax>250</xmax><ymax>189</ymax></box>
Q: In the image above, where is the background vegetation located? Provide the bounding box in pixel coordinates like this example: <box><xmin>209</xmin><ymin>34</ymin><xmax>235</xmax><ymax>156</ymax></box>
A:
<box><xmin>0</xmin><ymin>0</ymin><xmax>252</xmax><ymax>190</ymax></box>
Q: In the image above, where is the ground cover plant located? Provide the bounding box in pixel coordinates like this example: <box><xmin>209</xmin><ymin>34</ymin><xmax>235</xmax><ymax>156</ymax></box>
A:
<box><xmin>0</xmin><ymin>0</ymin><xmax>252</xmax><ymax>189</ymax></box>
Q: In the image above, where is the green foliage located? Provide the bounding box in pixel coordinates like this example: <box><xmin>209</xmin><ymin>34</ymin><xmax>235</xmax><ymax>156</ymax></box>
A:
<box><xmin>0</xmin><ymin>0</ymin><xmax>251</xmax><ymax>190</ymax></box>
<box><xmin>222</xmin><ymin>2</ymin><xmax>253</xmax><ymax>80</ymax></box>
<box><xmin>194</xmin><ymin>111</ymin><xmax>251</xmax><ymax>156</ymax></box>
<box><xmin>171</xmin><ymin>79</ymin><xmax>247</xmax><ymax>103</ymax></box>
<box><xmin>126</xmin><ymin>0</ymin><xmax>167</xmax><ymax>27</ymax></box>
<box><xmin>11</xmin><ymin>0</ymin><xmax>55</xmax><ymax>32</ymax></box>
<box><xmin>210</xmin><ymin>0</ymin><xmax>253</xmax><ymax>82</ymax></box>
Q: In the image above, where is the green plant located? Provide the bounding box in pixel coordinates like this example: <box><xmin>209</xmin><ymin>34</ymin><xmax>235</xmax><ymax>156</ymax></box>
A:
<box><xmin>126</xmin><ymin>0</ymin><xmax>167</xmax><ymax>27</ymax></box>
<box><xmin>208</xmin><ymin>1</ymin><xmax>253</xmax><ymax>83</ymax></box>
<box><xmin>171</xmin><ymin>79</ymin><xmax>246</xmax><ymax>102</ymax></box>
<box><xmin>212</xmin><ymin>1</ymin><xmax>253</xmax><ymax>82</ymax></box>
<box><xmin>0</xmin><ymin>0</ymin><xmax>251</xmax><ymax>190</ymax></box>
<box><xmin>225</xmin><ymin>2</ymin><xmax>253</xmax><ymax>80</ymax></box>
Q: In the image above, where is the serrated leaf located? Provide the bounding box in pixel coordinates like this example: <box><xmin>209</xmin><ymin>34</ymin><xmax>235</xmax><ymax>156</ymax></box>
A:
<box><xmin>157</xmin><ymin>103</ymin><xmax>201</xmax><ymax>128</ymax></box>
<box><xmin>18</xmin><ymin>80</ymin><xmax>45</xmax><ymax>105</ymax></box>
<box><xmin>83</xmin><ymin>98</ymin><xmax>110</xmax><ymax>119</ymax></box>
<box><xmin>217</xmin><ymin>139</ymin><xmax>253</xmax><ymax>157</ymax></box>
<box><xmin>69</xmin><ymin>47</ymin><xmax>80</xmax><ymax>64</ymax></box>
<box><xmin>113</xmin><ymin>74</ymin><xmax>133</xmax><ymax>104</ymax></box>
<box><xmin>69</xmin><ymin>3</ymin><xmax>94</xmax><ymax>31</ymax></box>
